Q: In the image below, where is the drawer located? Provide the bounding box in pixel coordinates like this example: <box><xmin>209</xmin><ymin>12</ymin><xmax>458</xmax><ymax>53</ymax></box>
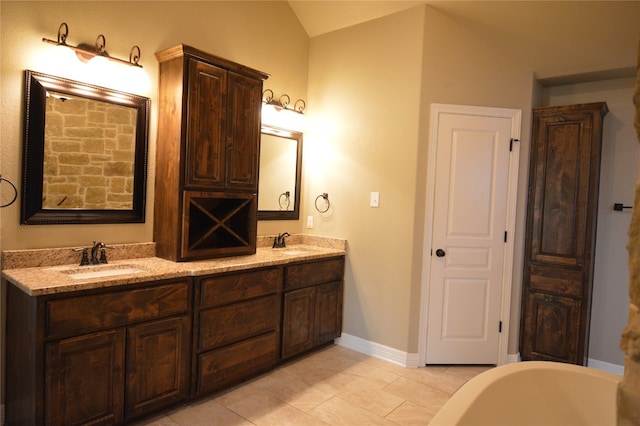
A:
<box><xmin>199</xmin><ymin>267</ymin><xmax>282</xmax><ymax>308</ymax></box>
<box><xmin>197</xmin><ymin>332</ymin><xmax>278</xmax><ymax>395</ymax></box>
<box><xmin>199</xmin><ymin>295</ymin><xmax>279</xmax><ymax>351</ymax></box>
<box><xmin>285</xmin><ymin>257</ymin><xmax>344</xmax><ymax>290</ymax></box>
<box><xmin>46</xmin><ymin>281</ymin><xmax>190</xmax><ymax>338</ymax></box>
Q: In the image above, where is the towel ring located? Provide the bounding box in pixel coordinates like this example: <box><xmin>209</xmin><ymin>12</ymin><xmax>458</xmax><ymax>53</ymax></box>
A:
<box><xmin>315</xmin><ymin>193</ymin><xmax>330</xmax><ymax>213</ymax></box>
<box><xmin>0</xmin><ymin>176</ymin><xmax>18</xmax><ymax>208</ymax></box>
<box><xmin>278</xmin><ymin>191</ymin><xmax>291</xmax><ymax>210</ymax></box>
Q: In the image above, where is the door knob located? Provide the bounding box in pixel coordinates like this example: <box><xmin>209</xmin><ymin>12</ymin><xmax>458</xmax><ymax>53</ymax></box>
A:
<box><xmin>435</xmin><ymin>249</ymin><xmax>446</xmax><ymax>257</ymax></box>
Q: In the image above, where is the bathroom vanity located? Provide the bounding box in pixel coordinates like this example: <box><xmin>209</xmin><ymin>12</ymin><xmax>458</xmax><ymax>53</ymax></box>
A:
<box><xmin>3</xmin><ymin>238</ymin><xmax>345</xmax><ymax>425</ymax></box>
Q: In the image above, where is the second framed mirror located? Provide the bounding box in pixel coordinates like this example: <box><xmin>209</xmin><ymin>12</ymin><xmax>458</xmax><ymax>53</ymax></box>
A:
<box><xmin>257</xmin><ymin>125</ymin><xmax>302</xmax><ymax>220</ymax></box>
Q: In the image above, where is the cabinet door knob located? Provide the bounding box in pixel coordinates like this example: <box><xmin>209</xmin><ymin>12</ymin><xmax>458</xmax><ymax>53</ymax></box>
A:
<box><xmin>435</xmin><ymin>249</ymin><xmax>446</xmax><ymax>257</ymax></box>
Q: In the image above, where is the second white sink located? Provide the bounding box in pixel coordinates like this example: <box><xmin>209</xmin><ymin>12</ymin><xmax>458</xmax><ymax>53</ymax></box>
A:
<box><xmin>65</xmin><ymin>267</ymin><xmax>146</xmax><ymax>280</ymax></box>
<box><xmin>54</xmin><ymin>264</ymin><xmax>148</xmax><ymax>280</ymax></box>
<box><xmin>281</xmin><ymin>250</ymin><xmax>311</xmax><ymax>255</ymax></box>
<box><xmin>277</xmin><ymin>247</ymin><xmax>319</xmax><ymax>255</ymax></box>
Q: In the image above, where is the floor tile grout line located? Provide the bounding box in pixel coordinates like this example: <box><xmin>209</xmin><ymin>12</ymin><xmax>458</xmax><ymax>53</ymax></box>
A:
<box><xmin>132</xmin><ymin>346</ymin><xmax>489</xmax><ymax>425</ymax></box>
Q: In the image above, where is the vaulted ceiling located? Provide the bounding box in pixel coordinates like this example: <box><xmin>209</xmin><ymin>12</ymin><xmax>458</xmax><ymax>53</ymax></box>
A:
<box><xmin>287</xmin><ymin>1</ymin><xmax>638</xmax><ymax>81</ymax></box>
<box><xmin>288</xmin><ymin>1</ymin><xmax>422</xmax><ymax>37</ymax></box>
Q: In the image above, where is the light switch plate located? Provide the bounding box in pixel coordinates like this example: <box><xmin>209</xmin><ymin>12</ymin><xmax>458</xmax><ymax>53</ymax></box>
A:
<box><xmin>370</xmin><ymin>192</ymin><xmax>380</xmax><ymax>207</ymax></box>
<box><xmin>307</xmin><ymin>215</ymin><xmax>314</xmax><ymax>228</ymax></box>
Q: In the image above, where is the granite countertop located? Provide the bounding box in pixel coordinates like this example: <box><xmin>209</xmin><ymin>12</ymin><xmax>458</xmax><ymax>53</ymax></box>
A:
<box><xmin>2</xmin><ymin>235</ymin><xmax>346</xmax><ymax>296</ymax></box>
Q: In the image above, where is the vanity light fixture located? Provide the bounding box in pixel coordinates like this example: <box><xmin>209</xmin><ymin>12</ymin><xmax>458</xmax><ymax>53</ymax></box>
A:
<box><xmin>42</xmin><ymin>22</ymin><xmax>143</xmax><ymax>68</ymax></box>
<box><xmin>262</xmin><ymin>89</ymin><xmax>307</xmax><ymax>131</ymax></box>
<box><xmin>262</xmin><ymin>89</ymin><xmax>305</xmax><ymax>114</ymax></box>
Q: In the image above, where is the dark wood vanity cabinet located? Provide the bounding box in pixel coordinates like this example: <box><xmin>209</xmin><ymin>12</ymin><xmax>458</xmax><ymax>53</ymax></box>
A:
<box><xmin>282</xmin><ymin>257</ymin><xmax>345</xmax><ymax>359</ymax></box>
<box><xmin>154</xmin><ymin>44</ymin><xmax>268</xmax><ymax>261</ymax></box>
<box><xmin>5</xmin><ymin>255</ymin><xmax>345</xmax><ymax>425</ymax></box>
<box><xmin>520</xmin><ymin>102</ymin><xmax>608</xmax><ymax>365</ymax></box>
<box><xmin>193</xmin><ymin>267</ymin><xmax>283</xmax><ymax>396</ymax></box>
<box><xmin>6</xmin><ymin>279</ymin><xmax>192</xmax><ymax>425</ymax></box>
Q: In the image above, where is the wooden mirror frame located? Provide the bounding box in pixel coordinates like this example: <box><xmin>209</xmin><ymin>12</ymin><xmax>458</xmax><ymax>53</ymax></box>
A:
<box><xmin>257</xmin><ymin>125</ymin><xmax>302</xmax><ymax>220</ymax></box>
<box><xmin>21</xmin><ymin>70</ymin><xmax>149</xmax><ymax>225</ymax></box>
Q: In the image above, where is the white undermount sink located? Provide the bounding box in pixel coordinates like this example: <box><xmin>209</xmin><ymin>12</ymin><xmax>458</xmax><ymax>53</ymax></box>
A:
<box><xmin>278</xmin><ymin>248</ymin><xmax>317</xmax><ymax>255</ymax></box>
<box><xmin>56</xmin><ymin>264</ymin><xmax>147</xmax><ymax>280</ymax></box>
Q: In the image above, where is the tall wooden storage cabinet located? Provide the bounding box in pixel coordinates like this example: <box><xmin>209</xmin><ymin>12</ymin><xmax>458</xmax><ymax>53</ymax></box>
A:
<box><xmin>520</xmin><ymin>102</ymin><xmax>608</xmax><ymax>365</ymax></box>
<box><xmin>154</xmin><ymin>44</ymin><xmax>268</xmax><ymax>261</ymax></box>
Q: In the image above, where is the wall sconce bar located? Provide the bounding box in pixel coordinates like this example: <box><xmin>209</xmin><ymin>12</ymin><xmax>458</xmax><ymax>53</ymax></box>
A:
<box><xmin>42</xmin><ymin>22</ymin><xmax>143</xmax><ymax>68</ymax></box>
<box><xmin>262</xmin><ymin>89</ymin><xmax>306</xmax><ymax>114</ymax></box>
<box><xmin>262</xmin><ymin>89</ymin><xmax>307</xmax><ymax>131</ymax></box>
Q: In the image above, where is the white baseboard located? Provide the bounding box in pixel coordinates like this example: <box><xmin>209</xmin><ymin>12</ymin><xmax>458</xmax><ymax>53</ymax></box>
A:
<box><xmin>335</xmin><ymin>337</ymin><xmax>624</xmax><ymax>377</ymax></box>
<box><xmin>507</xmin><ymin>353</ymin><xmax>520</xmax><ymax>363</ymax></box>
<box><xmin>336</xmin><ymin>333</ymin><xmax>420</xmax><ymax>368</ymax></box>
<box><xmin>588</xmin><ymin>358</ymin><xmax>624</xmax><ymax>376</ymax></box>
<box><xmin>336</xmin><ymin>334</ymin><xmax>522</xmax><ymax>368</ymax></box>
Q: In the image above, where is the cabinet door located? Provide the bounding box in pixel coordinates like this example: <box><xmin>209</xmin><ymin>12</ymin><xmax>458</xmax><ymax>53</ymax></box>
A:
<box><xmin>315</xmin><ymin>281</ymin><xmax>343</xmax><ymax>346</ymax></box>
<box><xmin>46</xmin><ymin>329</ymin><xmax>125</xmax><ymax>425</ymax></box>
<box><xmin>521</xmin><ymin>292</ymin><xmax>582</xmax><ymax>364</ymax></box>
<box><xmin>282</xmin><ymin>287</ymin><xmax>315</xmax><ymax>359</ymax></box>
<box><xmin>225</xmin><ymin>71</ymin><xmax>262</xmax><ymax>191</ymax></box>
<box><xmin>185</xmin><ymin>59</ymin><xmax>227</xmax><ymax>189</ymax></box>
<box><xmin>125</xmin><ymin>316</ymin><xmax>191</xmax><ymax>418</ymax></box>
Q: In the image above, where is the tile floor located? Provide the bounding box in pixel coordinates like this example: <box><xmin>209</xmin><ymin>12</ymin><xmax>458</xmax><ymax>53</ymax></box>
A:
<box><xmin>135</xmin><ymin>345</ymin><xmax>491</xmax><ymax>426</ymax></box>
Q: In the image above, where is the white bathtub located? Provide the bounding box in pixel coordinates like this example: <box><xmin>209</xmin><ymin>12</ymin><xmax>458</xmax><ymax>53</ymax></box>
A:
<box><xmin>430</xmin><ymin>361</ymin><xmax>622</xmax><ymax>425</ymax></box>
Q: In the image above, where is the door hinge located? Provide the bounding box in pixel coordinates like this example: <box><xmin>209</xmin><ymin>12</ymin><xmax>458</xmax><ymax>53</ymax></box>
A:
<box><xmin>499</xmin><ymin>321</ymin><xmax>503</xmax><ymax>333</ymax></box>
<box><xmin>504</xmin><ymin>231</ymin><xmax>507</xmax><ymax>242</ymax></box>
<box><xmin>510</xmin><ymin>138</ymin><xmax>519</xmax><ymax>152</ymax></box>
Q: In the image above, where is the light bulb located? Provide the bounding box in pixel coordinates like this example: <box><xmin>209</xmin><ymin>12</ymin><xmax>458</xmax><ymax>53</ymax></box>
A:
<box><xmin>43</xmin><ymin>45</ymin><xmax>82</xmax><ymax>79</ymax></box>
<box><xmin>126</xmin><ymin>66</ymin><xmax>151</xmax><ymax>95</ymax></box>
<box><xmin>85</xmin><ymin>55</ymin><xmax>118</xmax><ymax>88</ymax></box>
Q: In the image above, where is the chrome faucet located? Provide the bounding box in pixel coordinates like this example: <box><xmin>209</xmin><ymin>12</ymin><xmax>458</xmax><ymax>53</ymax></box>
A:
<box><xmin>272</xmin><ymin>232</ymin><xmax>290</xmax><ymax>248</ymax></box>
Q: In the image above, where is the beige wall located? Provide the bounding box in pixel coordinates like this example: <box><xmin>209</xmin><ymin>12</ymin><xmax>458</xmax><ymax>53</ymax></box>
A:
<box><xmin>0</xmin><ymin>1</ymin><xmax>308</xmax><ymax>250</ymax></box>
<box><xmin>307</xmin><ymin>7</ymin><xmax>426</xmax><ymax>351</ymax></box>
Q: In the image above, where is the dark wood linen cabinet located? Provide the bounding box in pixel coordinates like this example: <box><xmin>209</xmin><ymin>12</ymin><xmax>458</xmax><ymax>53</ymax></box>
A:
<box><xmin>154</xmin><ymin>44</ymin><xmax>268</xmax><ymax>261</ymax></box>
<box><xmin>520</xmin><ymin>102</ymin><xmax>608</xmax><ymax>365</ymax></box>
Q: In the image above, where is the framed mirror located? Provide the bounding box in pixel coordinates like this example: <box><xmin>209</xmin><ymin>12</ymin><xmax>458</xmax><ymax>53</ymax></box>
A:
<box><xmin>21</xmin><ymin>70</ymin><xmax>149</xmax><ymax>224</ymax></box>
<box><xmin>257</xmin><ymin>125</ymin><xmax>302</xmax><ymax>220</ymax></box>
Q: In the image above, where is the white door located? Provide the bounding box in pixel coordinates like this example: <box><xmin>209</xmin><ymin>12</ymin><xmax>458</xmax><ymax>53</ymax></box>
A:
<box><xmin>423</xmin><ymin>104</ymin><xmax>520</xmax><ymax>365</ymax></box>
